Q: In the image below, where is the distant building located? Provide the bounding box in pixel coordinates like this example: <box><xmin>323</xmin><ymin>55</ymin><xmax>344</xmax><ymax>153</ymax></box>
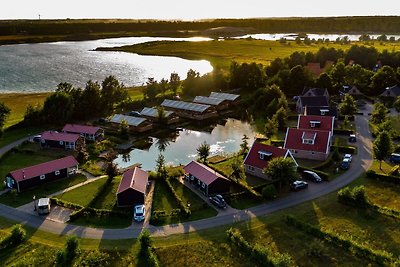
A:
<box><xmin>209</xmin><ymin>92</ymin><xmax>240</xmax><ymax>105</ymax></box>
<box><xmin>62</xmin><ymin>124</ymin><xmax>104</xmax><ymax>141</ymax></box>
<box><xmin>301</xmin><ymin>87</ymin><xmax>330</xmax><ymax>99</ymax></box>
<box><xmin>379</xmin><ymin>85</ymin><xmax>400</xmax><ymax>98</ymax></box>
<box><xmin>40</xmin><ymin>131</ymin><xmax>83</xmax><ymax>150</ymax></box>
<box><xmin>161</xmin><ymin>99</ymin><xmax>217</xmax><ymax>120</ymax></box>
<box><xmin>139</xmin><ymin>107</ymin><xmax>179</xmax><ymax>124</ymax></box>
<box><xmin>297</xmin><ymin>115</ymin><xmax>335</xmax><ymax>133</ymax></box>
<box><xmin>306</xmin><ymin>63</ymin><xmax>323</xmax><ymax>76</ymax></box>
<box><xmin>110</xmin><ymin>114</ymin><xmax>153</xmax><ymax>132</ymax></box>
<box><xmin>243</xmin><ymin>142</ymin><xmax>297</xmax><ymax>179</ymax></box>
<box><xmin>304</xmin><ymin>106</ymin><xmax>337</xmax><ymax>117</ymax></box>
<box><xmin>116</xmin><ymin>167</ymin><xmax>148</xmax><ymax>207</ymax></box>
<box><xmin>296</xmin><ymin>96</ymin><xmax>329</xmax><ymax>114</ymax></box>
<box><xmin>4</xmin><ymin>156</ymin><xmax>79</xmax><ymax>192</ymax></box>
<box><xmin>340</xmin><ymin>85</ymin><xmax>362</xmax><ymax>97</ymax></box>
<box><xmin>193</xmin><ymin>96</ymin><xmax>229</xmax><ymax>110</ymax></box>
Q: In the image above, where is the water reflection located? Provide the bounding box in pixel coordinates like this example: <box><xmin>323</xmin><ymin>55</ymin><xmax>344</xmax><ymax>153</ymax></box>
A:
<box><xmin>114</xmin><ymin>118</ymin><xmax>258</xmax><ymax>171</ymax></box>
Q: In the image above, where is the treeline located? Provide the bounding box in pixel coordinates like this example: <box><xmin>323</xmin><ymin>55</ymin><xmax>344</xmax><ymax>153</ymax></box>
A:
<box><xmin>1</xmin><ymin>16</ymin><xmax>399</xmax><ymax>37</ymax></box>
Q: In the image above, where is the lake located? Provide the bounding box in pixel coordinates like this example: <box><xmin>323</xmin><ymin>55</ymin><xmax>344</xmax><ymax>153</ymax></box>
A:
<box><xmin>0</xmin><ymin>36</ymin><xmax>213</xmax><ymax>93</ymax></box>
<box><xmin>114</xmin><ymin>118</ymin><xmax>258</xmax><ymax>171</ymax></box>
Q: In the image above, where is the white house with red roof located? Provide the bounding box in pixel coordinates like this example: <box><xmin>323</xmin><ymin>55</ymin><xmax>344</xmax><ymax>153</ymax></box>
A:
<box><xmin>62</xmin><ymin>124</ymin><xmax>104</xmax><ymax>141</ymax></box>
<box><xmin>40</xmin><ymin>131</ymin><xmax>83</xmax><ymax>150</ymax></box>
<box><xmin>117</xmin><ymin>167</ymin><xmax>148</xmax><ymax>207</ymax></box>
<box><xmin>183</xmin><ymin>161</ymin><xmax>230</xmax><ymax>196</ymax></box>
<box><xmin>284</xmin><ymin>128</ymin><xmax>331</xmax><ymax>160</ymax></box>
<box><xmin>4</xmin><ymin>156</ymin><xmax>79</xmax><ymax>192</ymax></box>
<box><xmin>243</xmin><ymin>142</ymin><xmax>298</xmax><ymax>180</ymax></box>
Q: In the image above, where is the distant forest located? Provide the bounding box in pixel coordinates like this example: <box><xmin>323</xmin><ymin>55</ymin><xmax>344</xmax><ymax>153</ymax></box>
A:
<box><xmin>1</xmin><ymin>16</ymin><xmax>400</xmax><ymax>37</ymax></box>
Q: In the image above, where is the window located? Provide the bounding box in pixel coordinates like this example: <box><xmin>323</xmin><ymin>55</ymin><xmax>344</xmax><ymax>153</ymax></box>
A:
<box><xmin>302</xmin><ymin>139</ymin><xmax>314</xmax><ymax>145</ymax></box>
<box><xmin>40</xmin><ymin>174</ymin><xmax>45</xmax><ymax>180</ymax></box>
<box><xmin>201</xmin><ymin>182</ymin><xmax>206</xmax><ymax>189</ymax></box>
<box><xmin>55</xmin><ymin>170</ymin><xmax>60</xmax><ymax>175</ymax></box>
<box><xmin>248</xmin><ymin>166</ymin><xmax>255</xmax><ymax>172</ymax></box>
<box><xmin>59</xmin><ymin>140</ymin><xmax>64</xmax><ymax>145</ymax></box>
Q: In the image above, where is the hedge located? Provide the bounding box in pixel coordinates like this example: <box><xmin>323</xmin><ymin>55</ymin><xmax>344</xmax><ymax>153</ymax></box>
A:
<box><xmin>285</xmin><ymin>215</ymin><xmax>397</xmax><ymax>266</ymax></box>
<box><xmin>69</xmin><ymin>206</ymin><xmax>131</xmax><ymax>221</ymax></box>
<box><xmin>51</xmin><ymin>198</ymin><xmax>84</xmax><ymax>210</ymax></box>
<box><xmin>165</xmin><ymin>179</ymin><xmax>191</xmax><ymax>217</ymax></box>
<box><xmin>330</xmin><ymin>145</ymin><xmax>357</xmax><ymax>154</ymax></box>
<box><xmin>297</xmin><ymin>166</ymin><xmax>330</xmax><ymax>181</ymax></box>
<box><xmin>333</xmin><ymin>129</ymin><xmax>354</xmax><ymax>135</ymax></box>
<box><xmin>270</xmin><ymin>140</ymin><xmax>284</xmax><ymax>147</ymax></box>
<box><xmin>366</xmin><ymin>170</ymin><xmax>400</xmax><ymax>185</ymax></box>
<box><xmin>226</xmin><ymin>228</ymin><xmax>293</xmax><ymax>267</ymax></box>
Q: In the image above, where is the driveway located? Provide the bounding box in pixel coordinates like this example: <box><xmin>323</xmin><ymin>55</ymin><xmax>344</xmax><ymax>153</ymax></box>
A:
<box><xmin>0</xmin><ymin>106</ymin><xmax>373</xmax><ymax>239</ymax></box>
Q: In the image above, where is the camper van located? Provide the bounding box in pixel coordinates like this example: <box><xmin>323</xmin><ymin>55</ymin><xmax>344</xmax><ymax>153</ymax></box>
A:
<box><xmin>37</xmin><ymin>198</ymin><xmax>50</xmax><ymax>215</ymax></box>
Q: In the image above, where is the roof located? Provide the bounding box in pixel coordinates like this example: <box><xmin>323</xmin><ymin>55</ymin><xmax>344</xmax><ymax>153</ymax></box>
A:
<box><xmin>306</xmin><ymin>63</ymin><xmax>323</xmax><ymax>76</ymax></box>
<box><xmin>161</xmin><ymin>99</ymin><xmax>211</xmax><ymax>113</ymax></box>
<box><xmin>62</xmin><ymin>124</ymin><xmax>102</xmax><ymax>135</ymax></box>
<box><xmin>209</xmin><ymin>92</ymin><xmax>240</xmax><ymax>101</ymax></box>
<box><xmin>305</xmin><ymin>106</ymin><xmax>337</xmax><ymax>117</ymax></box>
<box><xmin>9</xmin><ymin>156</ymin><xmax>78</xmax><ymax>183</ymax></box>
<box><xmin>301</xmin><ymin>87</ymin><xmax>328</xmax><ymax>97</ymax></box>
<box><xmin>110</xmin><ymin>114</ymin><xmax>147</xmax><ymax>127</ymax></box>
<box><xmin>284</xmin><ymin>128</ymin><xmax>330</xmax><ymax>154</ymax></box>
<box><xmin>298</xmin><ymin>115</ymin><xmax>334</xmax><ymax>132</ymax></box>
<box><xmin>117</xmin><ymin>167</ymin><xmax>148</xmax><ymax>194</ymax></box>
<box><xmin>193</xmin><ymin>96</ymin><xmax>225</xmax><ymax>106</ymax></box>
<box><xmin>38</xmin><ymin>198</ymin><xmax>50</xmax><ymax>206</ymax></box>
<box><xmin>140</xmin><ymin>107</ymin><xmax>174</xmax><ymax>118</ymax></box>
<box><xmin>380</xmin><ymin>85</ymin><xmax>400</xmax><ymax>97</ymax></box>
<box><xmin>41</xmin><ymin>131</ymin><xmax>80</xmax><ymax>143</ymax></box>
<box><xmin>183</xmin><ymin>161</ymin><xmax>229</xmax><ymax>185</ymax></box>
<box><xmin>243</xmin><ymin>142</ymin><xmax>288</xmax><ymax>170</ymax></box>
<box><xmin>299</xmin><ymin>96</ymin><xmax>329</xmax><ymax>107</ymax></box>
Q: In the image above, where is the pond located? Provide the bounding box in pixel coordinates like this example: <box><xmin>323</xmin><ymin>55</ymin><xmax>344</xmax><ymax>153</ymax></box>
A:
<box><xmin>114</xmin><ymin>118</ymin><xmax>258</xmax><ymax>171</ymax></box>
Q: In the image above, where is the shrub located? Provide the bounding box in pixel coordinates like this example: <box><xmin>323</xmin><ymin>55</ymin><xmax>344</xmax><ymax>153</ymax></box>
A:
<box><xmin>55</xmin><ymin>250</ymin><xmax>66</xmax><ymax>267</ymax></box>
<box><xmin>138</xmin><ymin>230</ymin><xmax>160</xmax><ymax>267</ymax></box>
<box><xmin>76</xmin><ymin>250</ymin><xmax>110</xmax><ymax>267</ymax></box>
<box><xmin>65</xmin><ymin>235</ymin><xmax>79</xmax><ymax>263</ymax></box>
<box><xmin>262</xmin><ymin>184</ymin><xmax>277</xmax><ymax>200</ymax></box>
<box><xmin>0</xmin><ymin>224</ymin><xmax>26</xmax><ymax>249</ymax></box>
<box><xmin>365</xmin><ymin>170</ymin><xmax>400</xmax><ymax>185</ymax></box>
<box><xmin>337</xmin><ymin>186</ymin><xmax>370</xmax><ymax>208</ymax></box>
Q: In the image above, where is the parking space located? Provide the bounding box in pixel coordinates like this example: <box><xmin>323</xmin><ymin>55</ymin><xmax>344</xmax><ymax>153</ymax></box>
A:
<box><xmin>129</xmin><ymin>180</ymin><xmax>155</xmax><ymax>229</ymax></box>
<box><xmin>16</xmin><ymin>202</ymin><xmax>74</xmax><ymax>223</ymax></box>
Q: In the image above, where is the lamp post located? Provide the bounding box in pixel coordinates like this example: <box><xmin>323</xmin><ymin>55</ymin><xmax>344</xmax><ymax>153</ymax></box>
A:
<box><xmin>33</xmin><ymin>195</ymin><xmax>36</xmax><ymax>211</ymax></box>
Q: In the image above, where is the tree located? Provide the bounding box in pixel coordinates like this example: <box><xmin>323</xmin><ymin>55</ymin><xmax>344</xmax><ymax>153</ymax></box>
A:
<box><xmin>158</xmin><ymin>78</ymin><xmax>169</xmax><ymax>96</ymax></box>
<box><xmin>119</xmin><ymin>119</ymin><xmax>129</xmax><ymax>139</ymax></box>
<box><xmin>169</xmin><ymin>72</ymin><xmax>181</xmax><ymax>95</ymax></box>
<box><xmin>142</xmin><ymin>77</ymin><xmax>159</xmax><ymax>100</ymax></box>
<box><xmin>272</xmin><ymin>106</ymin><xmax>288</xmax><ymax>128</ymax></box>
<box><xmin>371</xmin><ymin>102</ymin><xmax>388</xmax><ymax>124</ymax></box>
<box><xmin>74</xmin><ymin>80</ymin><xmax>102</xmax><ymax>119</ymax></box>
<box><xmin>230</xmin><ymin>153</ymin><xmax>244</xmax><ymax>181</ymax></box>
<box><xmin>338</xmin><ymin>94</ymin><xmax>357</xmax><ymax>116</ymax></box>
<box><xmin>197</xmin><ymin>141</ymin><xmax>210</xmax><ymax>163</ymax></box>
<box><xmin>377</xmin><ymin>120</ymin><xmax>397</xmax><ymax>139</ymax></box>
<box><xmin>156</xmin><ymin>107</ymin><xmax>167</xmax><ymax>124</ymax></box>
<box><xmin>104</xmin><ymin>151</ymin><xmax>118</xmax><ymax>183</ymax></box>
<box><xmin>373</xmin><ymin>131</ymin><xmax>393</xmax><ymax>169</ymax></box>
<box><xmin>264</xmin><ymin>117</ymin><xmax>278</xmax><ymax>139</ymax></box>
<box><xmin>42</xmin><ymin>91</ymin><xmax>74</xmax><ymax>125</ymax></box>
<box><xmin>0</xmin><ymin>102</ymin><xmax>11</xmax><ymax>135</ymax></box>
<box><xmin>394</xmin><ymin>96</ymin><xmax>400</xmax><ymax>116</ymax></box>
<box><xmin>329</xmin><ymin>61</ymin><xmax>347</xmax><ymax>94</ymax></box>
<box><xmin>315</xmin><ymin>73</ymin><xmax>333</xmax><ymax>93</ymax></box>
<box><xmin>23</xmin><ymin>104</ymin><xmax>42</xmax><ymax>125</ymax></box>
<box><xmin>263</xmin><ymin>157</ymin><xmax>297</xmax><ymax>191</ymax></box>
<box><xmin>156</xmin><ymin>153</ymin><xmax>168</xmax><ymax>180</ymax></box>
<box><xmin>101</xmin><ymin>75</ymin><xmax>128</xmax><ymax>115</ymax></box>
<box><xmin>370</xmin><ymin>66</ymin><xmax>398</xmax><ymax>95</ymax></box>
<box><xmin>239</xmin><ymin>135</ymin><xmax>249</xmax><ymax>156</ymax></box>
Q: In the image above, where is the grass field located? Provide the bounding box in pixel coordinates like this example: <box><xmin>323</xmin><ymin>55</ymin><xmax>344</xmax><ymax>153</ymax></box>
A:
<box><xmin>99</xmin><ymin>39</ymin><xmax>400</xmax><ymax>68</ymax></box>
<box><xmin>0</xmin><ymin>126</ymin><xmax>44</xmax><ymax>149</ymax></box>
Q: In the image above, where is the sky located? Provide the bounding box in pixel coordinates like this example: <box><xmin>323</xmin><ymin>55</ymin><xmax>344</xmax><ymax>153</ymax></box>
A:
<box><xmin>1</xmin><ymin>0</ymin><xmax>399</xmax><ymax>20</ymax></box>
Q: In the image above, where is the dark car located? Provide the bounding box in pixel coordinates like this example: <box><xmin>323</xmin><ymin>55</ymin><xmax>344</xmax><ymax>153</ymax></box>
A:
<box><xmin>340</xmin><ymin>158</ymin><xmax>351</xmax><ymax>170</ymax></box>
<box><xmin>390</xmin><ymin>153</ymin><xmax>400</xmax><ymax>163</ymax></box>
<box><xmin>290</xmin><ymin>180</ymin><xmax>308</xmax><ymax>191</ymax></box>
<box><xmin>302</xmin><ymin>170</ymin><xmax>322</xmax><ymax>183</ymax></box>
<box><xmin>209</xmin><ymin>194</ymin><xmax>227</xmax><ymax>209</ymax></box>
<box><xmin>349</xmin><ymin>134</ymin><xmax>357</xmax><ymax>143</ymax></box>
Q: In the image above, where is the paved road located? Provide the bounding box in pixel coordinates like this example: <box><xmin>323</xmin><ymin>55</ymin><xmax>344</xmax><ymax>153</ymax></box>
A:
<box><xmin>0</xmin><ymin>109</ymin><xmax>373</xmax><ymax>239</ymax></box>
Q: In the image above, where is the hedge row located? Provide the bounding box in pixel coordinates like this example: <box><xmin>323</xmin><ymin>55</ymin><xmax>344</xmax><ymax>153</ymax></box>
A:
<box><xmin>297</xmin><ymin>166</ymin><xmax>330</xmax><ymax>181</ymax></box>
<box><xmin>333</xmin><ymin>129</ymin><xmax>354</xmax><ymax>135</ymax></box>
<box><xmin>226</xmin><ymin>228</ymin><xmax>293</xmax><ymax>267</ymax></box>
<box><xmin>366</xmin><ymin>170</ymin><xmax>400</xmax><ymax>185</ymax></box>
<box><xmin>285</xmin><ymin>215</ymin><xmax>397</xmax><ymax>266</ymax></box>
<box><xmin>330</xmin><ymin>145</ymin><xmax>357</xmax><ymax>154</ymax></box>
<box><xmin>50</xmin><ymin>197</ymin><xmax>84</xmax><ymax>210</ymax></box>
<box><xmin>165</xmin><ymin>179</ymin><xmax>191</xmax><ymax>217</ymax></box>
<box><xmin>150</xmin><ymin>209</ymin><xmax>182</xmax><ymax>225</ymax></box>
<box><xmin>311</xmin><ymin>154</ymin><xmax>334</xmax><ymax>171</ymax></box>
<box><xmin>69</xmin><ymin>206</ymin><xmax>131</xmax><ymax>221</ymax></box>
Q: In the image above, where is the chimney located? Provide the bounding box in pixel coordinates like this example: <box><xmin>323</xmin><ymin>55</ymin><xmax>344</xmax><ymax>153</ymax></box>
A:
<box><xmin>22</xmin><ymin>170</ymin><xmax>26</xmax><ymax>179</ymax></box>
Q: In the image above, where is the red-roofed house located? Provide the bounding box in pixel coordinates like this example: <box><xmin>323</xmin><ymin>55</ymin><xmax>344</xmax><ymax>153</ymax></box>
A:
<box><xmin>117</xmin><ymin>167</ymin><xmax>148</xmax><ymax>207</ymax></box>
<box><xmin>4</xmin><ymin>156</ymin><xmax>79</xmax><ymax>192</ymax></box>
<box><xmin>243</xmin><ymin>142</ymin><xmax>298</xmax><ymax>179</ymax></box>
<box><xmin>297</xmin><ymin>115</ymin><xmax>334</xmax><ymax>132</ymax></box>
<box><xmin>306</xmin><ymin>62</ymin><xmax>323</xmax><ymax>76</ymax></box>
<box><xmin>62</xmin><ymin>124</ymin><xmax>104</xmax><ymax>141</ymax></box>
<box><xmin>40</xmin><ymin>131</ymin><xmax>83</xmax><ymax>150</ymax></box>
<box><xmin>183</xmin><ymin>161</ymin><xmax>230</xmax><ymax>196</ymax></box>
<box><xmin>284</xmin><ymin>128</ymin><xmax>331</xmax><ymax>160</ymax></box>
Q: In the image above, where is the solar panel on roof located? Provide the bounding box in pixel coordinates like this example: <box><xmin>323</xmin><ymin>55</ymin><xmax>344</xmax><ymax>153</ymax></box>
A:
<box><xmin>110</xmin><ymin>114</ymin><xmax>147</xmax><ymax>127</ymax></box>
<box><xmin>161</xmin><ymin>99</ymin><xmax>210</xmax><ymax>113</ymax></box>
<box><xmin>140</xmin><ymin>107</ymin><xmax>174</xmax><ymax>118</ymax></box>
<box><xmin>209</xmin><ymin>92</ymin><xmax>239</xmax><ymax>101</ymax></box>
<box><xmin>193</xmin><ymin>96</ymin><xmax>224</xmax><ymax>105</ymax></box>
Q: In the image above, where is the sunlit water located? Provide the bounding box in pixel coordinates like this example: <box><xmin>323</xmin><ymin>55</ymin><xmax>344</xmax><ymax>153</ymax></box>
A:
<box><xmin>114</xmin><ymin>118</ymin><xmax>258</xmax><ymax>171</ymax></box>
<box><xmin>0</xmin><ymin>36</ymin><xmax>213</xmax><ymax>93</ymax></box>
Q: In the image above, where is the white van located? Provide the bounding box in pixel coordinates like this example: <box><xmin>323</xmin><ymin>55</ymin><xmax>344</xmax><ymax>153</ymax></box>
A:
<box><xmin>37</xmin><ymin>198</ymin><xmax>51</xmax><ymax>215</ymax></box>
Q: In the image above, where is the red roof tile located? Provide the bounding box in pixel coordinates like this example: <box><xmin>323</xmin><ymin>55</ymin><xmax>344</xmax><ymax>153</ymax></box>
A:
<box><xmin>41</xmin><ymin>131</ymin><xmax>80</xmax><ymax>143</ymax></box>
<box><xmin>284</xmin><ymin>128</ymin><xmax>330</xmax><ymax>154</ymax></box>
<box><xmin>183</xmin><ymin>161</ymin><xmax>229</xmax><ymax>185</ymax></box>
<box><xmin>306</xmin><ymin>63</ymin><xmax>323</xmax><ymax>76</ymax></box>
<box><xmin>10</xmin><ymin>156</ymin><xmax>78</xmax><ymax>183</ymax></box>
<box><xmin>62</xmin><ymin>124</ymin><xmax>101</xmax><ymax>135</ymax></box>
<box><xmin>117</xmin><ymin>167</ymin><xmax>148</xmax><ymax>194</ymax></box>
<box><xmin>298</xmin><ymin>115</ymin><xmax>334</xmax><ymax>132</ymax></box>
<box><xmin>243</xmin><ymin>142</ymin><xmax>288</xmax><ymax>170</ymax></box>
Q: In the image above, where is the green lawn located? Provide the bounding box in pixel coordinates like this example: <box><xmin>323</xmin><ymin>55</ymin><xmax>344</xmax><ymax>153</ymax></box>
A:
<box><xmin>56</xmin><ymin>177</ymin><xmax>108</xmax><ymax>207</ymax></box>
<box><xmin>0</xmin><ymin>127</ymin><xmax>44</xmax><ymax>149</ymax></box>
<box><xmin>152</xmin><ymin>180</ymin><xmax>179</xmax><ymax>212</ymax></box>
<box><xmin>0</xmin><ymin>143</ymin><xmax>72</xmax><ymax>179</ymax></box>
<box><xmin>0</xmin><ymin>174</ymin><xmax>87</xmax><ymax>207</ymax></box>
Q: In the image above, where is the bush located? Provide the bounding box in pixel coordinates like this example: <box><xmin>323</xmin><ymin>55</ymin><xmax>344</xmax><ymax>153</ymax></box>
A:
<box><xmin>65</xmin><ymin>236</ymin><xmax>79</xmax><ymax>263</ymax></box>
<box><xmin>55</xmin><ymin>250</ymin><xmax>66</xmax><ymax>267</ymax></box>
<box><xmin>337</xmin><ymin>186</ymin><xmax>370</xmax><ymax>208</ymax></box>
<box><xmin>0</xmin><ymin>224</ymin><xmax>26</xmax><ymax>249</ymax></box>
<box><xmin>262</xmin><ymin>184</ymin><xmax>277</xmax><ymax>200</ymax></box>
<box><xmin>76</xmin><ymin>250</ymin><xmax>110</xmax><ymax>267</ymax></box>
<box><xmin>366</xmin><ymin>170</ymin><xmax>400</xmax><ymax>185</ymax></box>
<box><xmin>138</xmin><ymin>230</ymin><xmax>160</xmax><ymax>267</ymax></box>
<box><xmin>330</xmin><ymin>145</ymin><xmax>357</xmax><ymax>154</ymax></box>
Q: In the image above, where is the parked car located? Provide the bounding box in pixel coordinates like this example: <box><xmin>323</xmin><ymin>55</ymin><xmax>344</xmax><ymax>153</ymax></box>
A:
<box><xmin>349</xmin><ymin>134</ymin><xmax>357</xmax><ymax>143</ymax></box>
<box><xmin>30</xmin><ymin>135</ymin><xmax>41</xmax><ymax>143</ymax></box>
<box><xmin>133</xmin><ymin>204</ymin><xmax>146</xmax><ymax>222</ymax></box>
<box><xmin>390</xmin><ymin>153</ymin><xmax>400</xmax><ymax>163</ymax></box>
<box><xmin>37</xmin><ymin>198</ymin><xmax>50</xmax><ymax>215</ymax></box>
<box><xmin>290</xmin><ymin>180</ymin><xmax>308</xmax><ymax>191</ymax></box>
<box><xmin>302</xmin><ymin>170</ymin><xmax>322</xmax><ymax>183</ymax></box>
<box><xmin>343</xmin><ymin>154</ymin><xmax>352</xmax><ymax>162</ymax></box>
<box><xmin>340</xmin><ymin>158</ymin><xmax>351</xmax><ymax>170</ymax></box>
<box><xmin>209</xmin><ymin>194</ymin><xmax>227</xmax><ymax>209</ymax></box>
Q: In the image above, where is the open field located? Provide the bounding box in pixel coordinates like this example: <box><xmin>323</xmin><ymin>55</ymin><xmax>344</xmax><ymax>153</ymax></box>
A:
<box><xmin>0</xmin><ymin>126</ymin><xmax>44</xmax><ymax>149</ymax></box>
<box><xmin>98</xmin><ymin>39</ymin><xmax>400</xmax><ymax>68</ymax></box>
